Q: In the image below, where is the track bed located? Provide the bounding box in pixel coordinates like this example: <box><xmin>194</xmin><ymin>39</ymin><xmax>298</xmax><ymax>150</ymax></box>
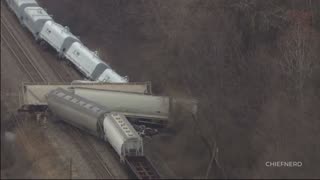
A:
<box><xmin>125</xmin><ymin>156</ymin><xmax>161</xmax><ymax>179</ymax></box>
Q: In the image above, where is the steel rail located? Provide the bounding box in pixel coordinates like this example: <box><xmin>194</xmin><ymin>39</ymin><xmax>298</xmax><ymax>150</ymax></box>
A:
<box><xmin>1</xmin><ymin>16</ymin><xmax>46</xmax><ymax>82</ymax></box>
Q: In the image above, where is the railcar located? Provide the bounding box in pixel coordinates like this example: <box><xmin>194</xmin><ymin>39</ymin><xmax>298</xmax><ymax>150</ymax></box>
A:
<box><xmin>64</xmin><ymin>41</ymin><xmax>110</xmax><ymax>80</ymax></box>
<box><xmin>97</xmin><ymin>68</ymin><xmax>128</xmax><ymax>83</ymax></box>
<box><xmin>65</xmin><ymin>41</ymin><xmax>128</xmax><ymax>83</ymax></box>
<box><xmin>47</xmin><ymin>88</ymin><xmax>143</xmax><ymax>161</ymax></box>
<box><xmin>5</xmin><ymin>0</ymin><xmax>129</xmax><ymax>83</ymax></box>
<box><xmin>22</xmin><ymin>6</ymin><xmax>52</xmax><ymax>39</ymax></box>
<box><xmin>70</xmin><ymin>87</ymin><xmax>170</xmax><ymax>127</ymax></box>
<box><xmin>39</xmin><ymin>20</ymin><xmax>80</xmax><ymax>56</ymax></box>
<box><xmin>6</xmin><ymin>0</ymin><xmax>39</xmax><ymax>23</ymax></box>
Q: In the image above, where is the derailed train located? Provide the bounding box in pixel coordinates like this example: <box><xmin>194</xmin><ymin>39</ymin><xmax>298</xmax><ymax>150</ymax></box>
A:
<box><xmin>47</xmin><ymin>88</ymin><xmax>143</xmax><ymax>162</ymax></box>
<box><xmin>5</xmin><ymin>0</ymin><xmax>128</xmax><ymax>83</ymax></box>
<box><xmin>47</xmin><ymin>88</ymin><xmax>160</xmax><ymax>179</ymax></box>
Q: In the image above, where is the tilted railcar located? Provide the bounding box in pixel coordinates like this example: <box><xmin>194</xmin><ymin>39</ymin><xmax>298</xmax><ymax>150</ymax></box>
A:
<box><xmin>64</xmin><ymin>41</ymin><xmax>128</xmax><ymax>83</ymax></box>
<box><xmin>64</xmin><ymin>42</ymin><xmax>110</xmax><ymax>80</ymax></box>
<box><xmin>97</xmin><ymin>68</ymin><xmax>128</xmax><ymax>83</ymax></box>
<box><xmin>47</xmin><ymin>88</ymin><xmax>143</xmax><ymax>161</ymax></box>
<box><xmin>39</xmin><ymin>20</ymin><xmax>81</xmax><ymax>56</ymax></box>
<box><xmin>71</xmin><ymin>87</ymin><xmax>170</xmax><ymax>126</ymax></box>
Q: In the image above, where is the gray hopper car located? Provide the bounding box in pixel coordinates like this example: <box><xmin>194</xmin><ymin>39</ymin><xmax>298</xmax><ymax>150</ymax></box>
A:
<box><xmin>70</xmin><ymin>87</ymin><xmax>170</xmax><ymax>126</ymax></box>
<box><xmin>47</xmin><ymin>88</ymin><xmax>143</xmax><ymax>161</ymax></box>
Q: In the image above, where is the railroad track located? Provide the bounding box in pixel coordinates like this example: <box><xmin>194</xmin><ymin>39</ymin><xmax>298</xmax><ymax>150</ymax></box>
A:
<box><xmin>1</xmin><ymin>17</ymin><xmax>46</xmax><ymax>83</ymax></box>
<box><xmin>2</xmin><ymin>5</ymin><xmax>115</xmax><ymax>178</ymax></box>
<box><xmin>64</xmin><ymin>125</ymin><xmax>114</xmax><ymax>178</ymax></box>
<box><xmin>11</xmin><ymin>113</ymin><xmax>34</xmax><ymax>157</ymax></box>
<box><xmin>49</xmin><ymin>50</ymin><xmax>115</xmax><ymax>178</ymax></box>
<box><xmin>2</xmin><ymin>3</ymin><xmax>160</xmax><ymax>179</ymax></box>
<box><xmin>1</xmin><ymin>4</ymin><xmax>72</xmax><ymax>83</ymax></box>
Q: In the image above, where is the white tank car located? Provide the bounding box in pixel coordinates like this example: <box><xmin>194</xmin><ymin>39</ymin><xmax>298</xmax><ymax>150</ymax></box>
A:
<box><xmin>39</xmin><ymin>20</ymin><xmax>80</xmax><ymax>56</ymax></box>
<box><xmin>98</xmin><ymin>68</ymin><xmax>128</xmax><ymax>83</ymax></box>
<box><xmin>47</xmin><ymin>88</ymin><xmax>143</xmax><ymax>161</ymax></box>
<box><xmin>64</xmin><ymin>42</ymin><xmax>110</xmax><ymax>80</ymax></box>
<box><xmin>5</xmin><ymin>0</ymin><xmax>38</xmax><ymax>22</ymax></box>
<box><xmin>22</xmin><ymin>7</ymin><xmax>52</xmax><ymax>39</ymax></box>
<box><xmin>6</xmin><ymin>0</ymin><xmax>128</xmax><ymax>84</ymax></box>
<box><xmin>65</xmin><ymin>42</ymin><xmax>128</xmax><ymax>83</ymax></box>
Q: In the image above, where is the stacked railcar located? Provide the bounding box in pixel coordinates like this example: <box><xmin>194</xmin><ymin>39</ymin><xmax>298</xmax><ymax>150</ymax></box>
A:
<box><xmin>47</xmin><ymin>88</ymin><xmax>144</xmax><ymax>161</ymax></box>
<box><xmin>5</xmin><ymin>0</ymin><xmax>128</xmax><ymax>83</ymax></box>
<box><xmin>71</xmin><ymin>87</ymin><xmax>170</xmax><ymax>126</ymax></box>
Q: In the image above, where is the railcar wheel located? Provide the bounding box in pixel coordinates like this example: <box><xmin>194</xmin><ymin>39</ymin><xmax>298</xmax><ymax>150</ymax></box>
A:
<box><xmin>57</xmin><ymin>54</ymin><xmax>64</xmax><ymax>60</ymax></box>
<box><xmin>39</xmin><ymin>40</ymin><xmax>47</xmax><ymax>49</ymax></box>
<box><xmin>66</xmin><ymin>60</ymin><xmax>71</xmax><ymax>66</ymax></box>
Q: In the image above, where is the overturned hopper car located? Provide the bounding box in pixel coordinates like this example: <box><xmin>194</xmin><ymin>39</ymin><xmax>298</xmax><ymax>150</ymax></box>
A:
<box><xmin>70</xmin><ymin>87</ymin><xmax>171</xmax><ymax>127</ymax></box>
<box><xmin>47</xmin><ymin>88</ymin><xmax>143</xmax><ymax>161</ymax></box>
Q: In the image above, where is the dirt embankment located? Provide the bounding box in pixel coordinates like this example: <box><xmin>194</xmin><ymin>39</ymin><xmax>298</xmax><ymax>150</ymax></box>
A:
<box><xmin>38</xmin><ymin>0</ymin><xmax>320</xmax><ymax>178</ymax></box>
